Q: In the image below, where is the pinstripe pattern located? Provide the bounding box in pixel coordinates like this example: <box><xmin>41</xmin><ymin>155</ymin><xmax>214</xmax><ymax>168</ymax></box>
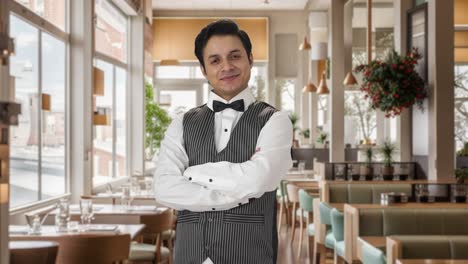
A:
<box><xmin>174</xmin><ymin>101</ymin><xmax>278</xmax><ymax>264</ymax></box>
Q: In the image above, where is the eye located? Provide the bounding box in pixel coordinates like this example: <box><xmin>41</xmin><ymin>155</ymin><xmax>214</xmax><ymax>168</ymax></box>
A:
<box><xmin>231</xmin><ymin>54</ymin><xmax>241</xmax><ymax>60</ymax></box>
<box><xmin>210</xmin><ymin>58</ymin><xmax>219</xmax><ymax>65</ymax></box>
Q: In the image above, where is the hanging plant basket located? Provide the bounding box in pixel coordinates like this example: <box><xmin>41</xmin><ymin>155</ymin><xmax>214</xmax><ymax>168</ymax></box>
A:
<box><xmin>354</xmin><ymin>48</ymin><xmax>428</xmax><ymax>117</ymax></box>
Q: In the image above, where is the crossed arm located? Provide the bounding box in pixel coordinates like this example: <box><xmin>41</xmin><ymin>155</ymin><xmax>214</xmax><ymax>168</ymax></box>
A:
<box><xmin>153</xmin><ymin>111</ymin><xmax>293</xmax><ymax>212</ymax></box>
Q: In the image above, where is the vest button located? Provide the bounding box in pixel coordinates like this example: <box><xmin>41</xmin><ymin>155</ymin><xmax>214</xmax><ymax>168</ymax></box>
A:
<box><xmin>238</xmin><ymin>203</ymin><xmax>242</xmax><ymax>206</ymax></box>
<box><xmin>212</xmin><ymin>208</ymin><xmax>215</xmax><ymax>211</ymax></box>
<box><xmin>209</xmin><ymin>179</ymin><xmax>213</xmax><ymax>182</ymax></box>
<box><xmin>224</xmin><ymin>128</ymin><xmax>228</xmax><ymax>132</ymax></box>
<box><xmin>188</xmin><ymin>177</ymin><xmax>192</xmax><ymax>181</ymax></box>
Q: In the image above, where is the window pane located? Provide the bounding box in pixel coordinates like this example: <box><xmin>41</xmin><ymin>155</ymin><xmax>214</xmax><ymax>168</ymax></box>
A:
<box><xmin>115</xmin><ymin>67</ymin><xmax>126</xmax><ymax>177</ymax></box>
<box><xmin>94</xmin><ymin>60</ymin><xmax>114</xmax><ymax>186</ymax></box>
<box><xmin>275</xmin><ymin>79</ymin><xmax>295</xmax><ymax>113</ymax></box>
<box><xmin>344</xmin><ymin>91</ymin><xmax>376</xmax><ymax>145</ymax></box>
<box><xmin>159</xmin><ymin>90</ymin><xmax>197</xmax><ymax>117</ymax></box>
<box><xmin>249</xmin><ymin>66</ymin><xmax>267</xmax><ymax>101</ymax></box>
<box><xmin>41</xmin><ymin>32</ymin><xmax>66</xmax><ymax>197</ymax></box>
<box><xmin>95</xmin><ymin>0</ymin><xmax>127</xmax><ymax>62</ymax></box>
<box><xmin>9</xmin><ymin>15</ymin><xmax>40</xmax><ymax>207</ymax></box>
<box><xmin>15</xmin><ymin>0</ymin><xmax>66</xmax><ymax>31</ymax></box>
<box><xmin>455</xmin><ymin>65</ymin><xmax>468</xmax><ymax>151</ymax></box>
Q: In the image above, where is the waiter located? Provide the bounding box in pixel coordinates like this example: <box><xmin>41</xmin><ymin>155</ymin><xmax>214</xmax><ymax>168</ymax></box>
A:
<box><xmin>154</xmin><ymin>19</ymin><xmax>292</xmax><ymax>264</ymax></box>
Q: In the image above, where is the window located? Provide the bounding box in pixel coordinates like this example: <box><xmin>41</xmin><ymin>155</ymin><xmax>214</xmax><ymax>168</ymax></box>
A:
<box><xmin>275</xmin><ymin>79</ymin><xmax>296</xmax><ymax>113</ymax></box>
<box><xmin>93</xmin><ymin>0</ymin><xmax>129</xmax><ymax>186</ymax></box>
<box><xmin>9</xmin><ymin>13</ymin><xmax>67</xmax><ymax>208</ymax></box>
<box><xmin>344</xmin><ymin>2</ymin><xmax>395</xmax><ymax>145</ymax></box>
<box><xmin>93</xmin><ymin>60</ymin><xmax>127</xmax><ymax>185</ymax></box>
<box><xmin>455</xmin><ymin>65</ymin><xmax>468</xmax><ymax>151</ymax></box>
<box><xmin>94</xmin><ymin>0</ymin><xmax>128</xmax><ymax>62</ymax></box>
<box><xmin>14</xmin><ymin>0</ymin><xmax>66</xmax><ymax>30</ymax></box>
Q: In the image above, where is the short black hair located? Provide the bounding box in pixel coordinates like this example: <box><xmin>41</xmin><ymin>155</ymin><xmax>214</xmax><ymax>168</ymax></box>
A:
<box><xmin>194</xmin><ymin>19</ymin><xmax>252</xmax><ymax>70</ymax></box>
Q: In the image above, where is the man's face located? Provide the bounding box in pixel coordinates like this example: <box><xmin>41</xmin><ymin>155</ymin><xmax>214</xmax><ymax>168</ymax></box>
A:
<box><xmin>201</xmin><ymin>35</ymin><xmax>253</xmax><ymax>101</ymax></box>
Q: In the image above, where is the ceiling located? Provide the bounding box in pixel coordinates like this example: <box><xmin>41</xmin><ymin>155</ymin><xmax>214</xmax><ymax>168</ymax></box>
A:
<box><xmin>152</xmin><ymin>0</ymin><xmax>309</xmax><ymax>11</ymax></box>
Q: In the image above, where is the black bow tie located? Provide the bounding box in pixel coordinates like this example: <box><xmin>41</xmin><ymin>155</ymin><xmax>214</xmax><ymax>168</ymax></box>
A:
<box><xmin>213</xmin><ymin>100</ymin><xmax>245</xmax><ymax>112</ymax></box>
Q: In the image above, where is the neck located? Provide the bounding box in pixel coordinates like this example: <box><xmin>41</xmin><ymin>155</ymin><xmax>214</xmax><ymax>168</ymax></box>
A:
<box><xmin>212</xmin><ymin>87</ymin><xmax>248</xmax><ymax>101</ymax></box>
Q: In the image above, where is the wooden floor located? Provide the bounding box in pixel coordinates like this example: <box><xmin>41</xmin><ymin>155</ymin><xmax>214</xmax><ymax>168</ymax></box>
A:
<box><xmin>277</xmin><ymin>225</ymin><xmax>334</xmax><ymax>264</ymax></box>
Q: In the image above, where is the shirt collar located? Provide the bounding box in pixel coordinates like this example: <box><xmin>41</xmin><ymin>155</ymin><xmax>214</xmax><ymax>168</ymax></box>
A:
<box><xmin>207</xmin><ymin>88</ymin><xmax>256</xmax><ymax>112</ymax></box>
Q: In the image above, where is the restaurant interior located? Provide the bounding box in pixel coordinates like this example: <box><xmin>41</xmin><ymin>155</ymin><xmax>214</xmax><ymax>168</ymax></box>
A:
<box><xmin>0</xmin><ymin>0</ymin><xmax>467</xmax><ymax>263</ymax></box>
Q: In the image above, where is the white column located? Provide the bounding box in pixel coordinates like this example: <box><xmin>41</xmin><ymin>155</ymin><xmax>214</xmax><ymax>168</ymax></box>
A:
<box><xmin>69</xmin><ymin>0</ymin><xmax>94</xmax><ymax>201</ymax></box>
<box><xmin>0</xmin><ymin>1</ymin><xmax>10</xmax><ymax>261</ymax></box>
<box><xmin>427</xmin><ymin>0</ymin><xmax>455</xmax><ymax>180</ymax></box>
<box><xmin>394</xmin><ymin>0</ymin><xmax>412</xmax><ymax>161</ymax></box>
<box><xmin>129</xmin><ymin>15</ymin><xmax>145</xmax><ymax>175</ymax></box>
<box><xmin>329</xmin><ymin>0</ymin><xmax>346</xmax><ymax>162</ymax></box>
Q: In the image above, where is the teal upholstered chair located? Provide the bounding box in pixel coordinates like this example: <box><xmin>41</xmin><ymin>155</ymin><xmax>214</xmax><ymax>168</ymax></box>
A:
<box><xmin>298</xmin><ymin>189</ymin><xmax>316</xmax><ymax>261</ymax></box>
<box><xmin>277</xmin><ymin>180</ymin><xmax>290</xmax><ymax>233</ymax></box>
<box><xmin>319</xmin><ymin>202</ymin><xmax>335</xmax><ymax>250</ymax></box>
<box><xmin>330</xmin><ymin>208</ymin><xmax>345</xmax><ymax>262</ymax></box>
<box><xmin>361</xmin><ymin>240</ymin><xmax>386</xmax><ymax>264</ymax></box>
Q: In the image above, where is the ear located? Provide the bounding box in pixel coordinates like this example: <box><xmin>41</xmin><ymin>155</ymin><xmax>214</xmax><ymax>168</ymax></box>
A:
<box><xmin>249</xmin><ymin>53</ymin><xmax>254</xmax><ymax>67</ymax></box>
<box><xmin>200</xmin><ymin>65</ymin><xmax>207</xmax><ymax>78</ymax></box>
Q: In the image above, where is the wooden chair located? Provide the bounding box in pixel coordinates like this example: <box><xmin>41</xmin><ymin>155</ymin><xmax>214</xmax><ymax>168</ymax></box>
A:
<box><xmin>129</xmin><ymin>208</ymin><xmax>174</xmax><ymax>264</ymax></box>
<box><xmin>278</xmin><ymin>180</ymin><xmax>291</xmax><ymax>233</ymax></box>
<box><xmin>286</xmin><ymin>183</ymin><xmax>300</xmax><ymax>243</ymax></box>
<box><xmin>12</xmin><ymin>234</ymin><xmax>131</xmax><ymax>264</ymax></box>
<box><xmin>9</xmin><ymin>241</ymin><xmax>59</xmax><ymax>264</ymax></box>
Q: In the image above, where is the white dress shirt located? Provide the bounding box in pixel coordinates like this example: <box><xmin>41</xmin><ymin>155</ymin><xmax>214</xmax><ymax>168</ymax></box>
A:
<box><xmin>153</xmin><ymin>88</ymin><xmax>293</xmax><ymax>212</ymax></box>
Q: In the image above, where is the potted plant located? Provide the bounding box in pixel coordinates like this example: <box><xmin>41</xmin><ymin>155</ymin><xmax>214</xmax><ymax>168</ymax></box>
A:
<box><xmin>456</xmin><ymin>142</ymin><xmax>468</xmax><ymax>168</ymax></box>
<box><xmin>145</xmin><ymin>81</ymin><xmax>171</xmax><ymax>160</ymax></box>
<box><xmin>455</xmin><ymin>167</ymin><xmax>468</xmax><ymax>184</ymax></box>
<box><xmin>360</xmin><ymin>147</ymin><xmax>374</xmax><ymax>181</ymax></box>
<box><xmin>380</xmin><ymin>140</ymin><xmax>396</xmax><ymax>181</ymax></box>
<box><xmin>316</xmin><ymin>132</ymin><xmax>328</xmax><ymax>148</ymax></box>
<box><xmin>289</xmin><ymin>112</ymin><xmax>300</xmax><ymax>148</ymax></box>
<box><xmin>354</xmin><ymin>48</ymin><xmax>427</xmax><ymax>118</ymax></box>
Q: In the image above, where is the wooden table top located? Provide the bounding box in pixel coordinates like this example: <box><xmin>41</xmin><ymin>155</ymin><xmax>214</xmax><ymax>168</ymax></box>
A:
<box><xmin>92</xmin><ymin>192</ymin><xmax>155</xmax><ymax>200</ymax></box>
<box><xmin>9</xmin><ymin>224</ymin><xmax>145</xmax><ymax>240</ymax></box>
<box><xmin>323</xmin><ymin>180</ymin><xmax>460</xmax><ymax>185</ymax></box>
<box><xmin>345</xmin><ymin>203</ymin><xmax>468</xmax><ymax>210</ymax></box>
<box><xmin>50</xmin><ymin>204</ymin><xmax>168</xmax><ymax>216</ymax></box>
<box><xmin>397</xmin><ymin>259</ymin><xmax>468</xmax><ymax>264</ymax></box>
<box><xmin>9</xmin><ymin>241</ymin><xmax>59</xmax><ymax>250</ymax></box>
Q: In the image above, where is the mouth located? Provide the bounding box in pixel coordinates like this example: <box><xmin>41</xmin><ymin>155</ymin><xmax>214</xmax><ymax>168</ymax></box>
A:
<box><xmin>220</xmin><ymin>74</ymin><xmax>240</xmax><ymax>82</ymax></box>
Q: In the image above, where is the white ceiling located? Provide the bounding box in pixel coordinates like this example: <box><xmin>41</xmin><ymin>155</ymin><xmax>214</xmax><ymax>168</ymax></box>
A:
<box><xmin>152</xmin><ymin>0</ymin><xmax>309</xmax><ymax>11</ymax></box>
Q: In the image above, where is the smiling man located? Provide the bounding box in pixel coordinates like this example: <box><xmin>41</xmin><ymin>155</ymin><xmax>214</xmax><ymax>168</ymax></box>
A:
<box><xmin>154</xmin><ymin>19</ymin><xmax>292</xmax><ymax>264</ymax></box>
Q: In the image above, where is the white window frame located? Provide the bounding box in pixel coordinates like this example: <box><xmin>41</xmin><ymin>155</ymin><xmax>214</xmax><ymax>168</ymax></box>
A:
<box><xmin>92</xmin><ymin>0</ymin><xmax>131</xmax><ymax>187</ymax></box>
<box><xmin>8</xmin><ymin>0</ymin><xmax>71</xmax><ymax>210</ymax></box>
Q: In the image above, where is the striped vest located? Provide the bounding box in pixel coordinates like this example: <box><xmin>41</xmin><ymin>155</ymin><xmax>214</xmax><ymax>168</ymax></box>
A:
<box><xmin>174</xmin><ymin>101</ymin><xmax>278</xmax><ymax>264</ymax></box>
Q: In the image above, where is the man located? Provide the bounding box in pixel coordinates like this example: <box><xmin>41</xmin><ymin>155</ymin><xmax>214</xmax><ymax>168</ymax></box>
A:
<box><xmin>154</xmin><ymin>19</ymin><xmax>292</xmax><ymax>264</ymax></box>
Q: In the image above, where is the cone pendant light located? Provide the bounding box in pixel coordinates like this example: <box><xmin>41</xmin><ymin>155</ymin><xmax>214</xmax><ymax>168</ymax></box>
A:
<box><xmin>302</xmin><ymin>81</ymin><xmax>317</xmax><ymax>93</ymax></box>
<box><xmin>317</xmin><ymin>71</ymin><xmax>329</xmax><ymax>94</ymax></box>
<box><xmin>299</xmin><ymin>37</ymin><xmax>311</xmax><ymax>50</ymax></box>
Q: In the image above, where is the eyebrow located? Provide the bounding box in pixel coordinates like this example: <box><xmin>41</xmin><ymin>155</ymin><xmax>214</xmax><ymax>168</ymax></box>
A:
<box><xmin>207</xmin><ymin>49</ymin><xmax>242</xmax><ymax>60</ymax></box>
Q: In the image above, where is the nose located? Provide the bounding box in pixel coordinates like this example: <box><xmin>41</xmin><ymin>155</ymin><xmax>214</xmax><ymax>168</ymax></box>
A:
<box><xmin>221</xmin><ymin>60</ymin><xmax>235</xmax><ymax>72</ymax></box>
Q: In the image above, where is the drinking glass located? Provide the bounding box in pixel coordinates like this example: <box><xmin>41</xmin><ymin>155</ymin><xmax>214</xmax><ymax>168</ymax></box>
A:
<box><xmin>121</xmin><ymin>185</ymin><xmax>132</xmax><ymax>210</ymax></box>
<box><xmin>79</xmin><ymin>198</ymin><xmax>94</xmax><ymax>230</ymax></box>
<box><xmin>298</xmin><ymin>160</ymin><xmax>306</xmax><ymax>173</ymax></box>
<box><xmin>55</xmin><ymin>198</ymin><xmax>70</xmax><ymax>232</ymax></box>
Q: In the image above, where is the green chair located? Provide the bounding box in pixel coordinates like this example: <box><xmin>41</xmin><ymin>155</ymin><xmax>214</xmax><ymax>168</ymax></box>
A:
<box><xmin>361</xmin><ymin>240</ymin><xmax>386</xmax><ymax>264</ymax></box>
<box><xmin>319</xmin><ymin>202</ymin><xmax>335</xmax><ymax>249</ymax></box>
<box><xmin>330</xmin><ymin>208</ymin><xmax>345</xmax><ymax>263</ymax></box>
<box><xmin>317</xmin><ymin>202</ymin><xmax>335</xmax><ymax>264</ymax></box>
<box><xmin>277</xmin><ymin>180</ymin><xmax>290</xmax><ymax>233</ymax></box>
<box><xmin>298</xmin><ymin>189</ymin><xmax>316</xmax><ymax>262</ymax></box>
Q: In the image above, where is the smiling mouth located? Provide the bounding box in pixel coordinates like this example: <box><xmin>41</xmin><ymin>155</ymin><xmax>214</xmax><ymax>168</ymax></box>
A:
<box><xmin>220</xmin><ymin>74</ymin><xmax>239</xmax><ymax>81</ymax></box>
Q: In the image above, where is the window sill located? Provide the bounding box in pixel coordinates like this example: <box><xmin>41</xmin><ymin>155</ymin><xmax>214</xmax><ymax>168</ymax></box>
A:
<box><xmin>9</xmin><ymin>193</ymin><xmax>71</xmax><ymax>215</ymax></box>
